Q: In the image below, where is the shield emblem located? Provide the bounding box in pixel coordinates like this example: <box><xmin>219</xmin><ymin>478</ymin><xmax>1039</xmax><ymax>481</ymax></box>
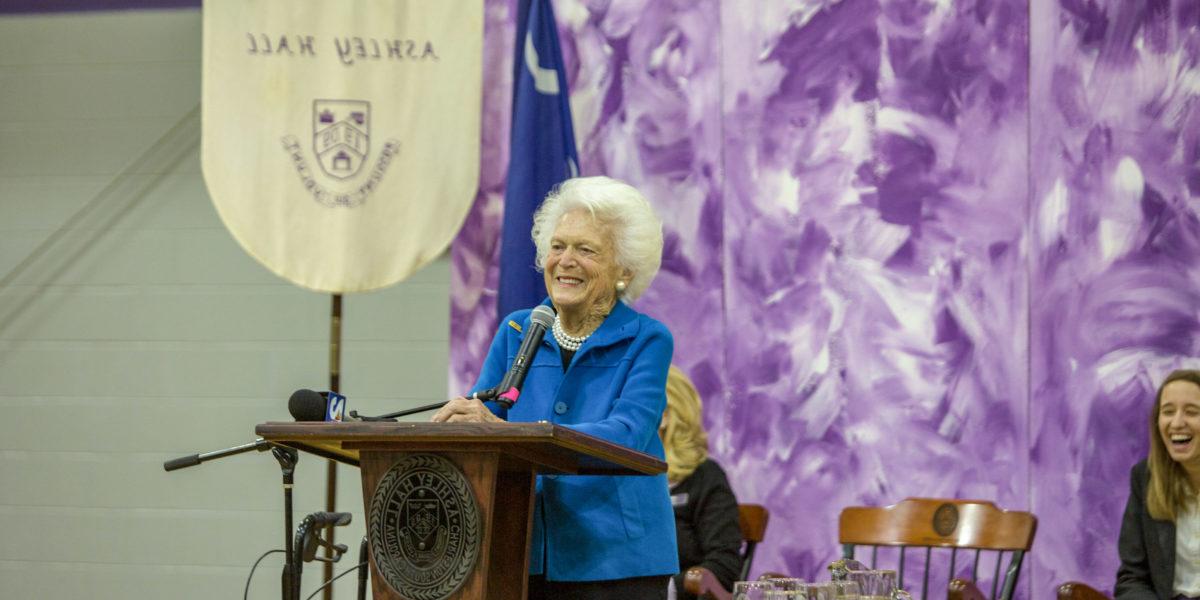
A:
<box><xmin>313</xmin><ymin>100</ymin><xmax>370</xmax><ymax>179</ymax></box>
<box><xmin>404</xmin><ymin>497</ymin><xmax>441</xmax><ymax>545</ymax></box>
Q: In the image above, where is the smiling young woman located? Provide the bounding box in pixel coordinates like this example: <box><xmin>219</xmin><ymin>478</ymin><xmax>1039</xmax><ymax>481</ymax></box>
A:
<box><xmin>1116</xmin><ymin>369</ymin><xmax>1200</xmax><ymax>600</ymax></box>
<box><xmin>1156</xmin><ymin>379</ymin><xmax>1200</xmax><ymax>493</ymax></box>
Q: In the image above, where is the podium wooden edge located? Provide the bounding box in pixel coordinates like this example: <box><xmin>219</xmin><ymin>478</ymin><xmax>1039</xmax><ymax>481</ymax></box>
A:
<box><xmin>255</xmin><ymin>421</ymin><xmax>666</xmax><ymax>476</ymax></box>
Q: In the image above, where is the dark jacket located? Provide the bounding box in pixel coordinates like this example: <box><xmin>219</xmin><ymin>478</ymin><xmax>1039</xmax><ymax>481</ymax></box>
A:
<box><xmin>1116</xmin><ymin>459</ymin><xmax>1176</xmax><ymax>600</ymax></box>
<box><xmin>670</xmin><ymin>459</ymin><xmax>742</xmax><ymax>597</ymax></box>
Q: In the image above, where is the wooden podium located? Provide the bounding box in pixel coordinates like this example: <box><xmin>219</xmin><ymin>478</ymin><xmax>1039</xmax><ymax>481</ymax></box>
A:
<box><xmin>256</xmin><ymin>421</ymin><xmax>666</xmax><ymax>600</ymax></box>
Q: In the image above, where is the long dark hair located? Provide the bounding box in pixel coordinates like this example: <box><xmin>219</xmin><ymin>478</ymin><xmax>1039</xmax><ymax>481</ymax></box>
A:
<box><xmin>1147</xmin><ymin>369</ymin><xmax>1200</xmax><ymax>521</ymax></box>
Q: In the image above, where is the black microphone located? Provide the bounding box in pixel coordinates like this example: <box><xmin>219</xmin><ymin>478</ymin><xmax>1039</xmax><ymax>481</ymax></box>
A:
<box><xmin>296</xmin><ymin>511</ymin><xmax>352</xmax><ymax>563</ymax></box>
<box><xmin>492</xmin><ymin>305</ymin><xmax>555</xmax><ymax>409</ymax></box>
<box><xmin>288</xmin><ymin>389</ymin><xmax>349</xmax><ymax>422</ymax></box>
<box><xmin>343</xmin><ymin>305</ymin><xmax>556</xmax><ymax>421</ymax></box>
<box><xmin>306</xmin><ymin>511</ymin><xmax>352</xmax><ymax>527</ymax></box>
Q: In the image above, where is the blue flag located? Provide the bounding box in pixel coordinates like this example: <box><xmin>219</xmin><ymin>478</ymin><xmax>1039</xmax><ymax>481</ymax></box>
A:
<box><xmin>498</xmin><ymin>0</ymin><xmax>579</xmax><ymax>323</ymax></box>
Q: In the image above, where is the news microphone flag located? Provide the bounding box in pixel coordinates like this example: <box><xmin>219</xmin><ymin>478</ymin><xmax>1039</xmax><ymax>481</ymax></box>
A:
<box><xmin>324</xmin><ymin>391</ymin><xmax>347</xmax><ymax>422</ymax></box>
<box><xmin>497</xmin><ymin>0</ymin><xmax>580</xmax><ymax>322</ymax></box>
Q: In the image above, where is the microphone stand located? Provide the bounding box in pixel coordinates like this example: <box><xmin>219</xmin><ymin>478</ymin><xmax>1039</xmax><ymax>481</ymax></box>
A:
<box><xmin>349</xmin><ymin>389</ymin><xmax>501</xmax><ymax>422</ymax></box>
<box><xmin>162</xmin><ymin>437</ymin><xmax>272</xmax><ymax>471</ymax></box>
<box><xmin>357</xmin><ymin>536</ymin><xmax>369</xmax><ymax>600</ymax></box>
<box><xmin>163</xmin><ymin>440</ymin><xmax>302</xmax><ymax>600</ymax></box>
<box><xmin>273</xmin><ymin>446</ymin><xmax>300</xmax><ymax>600</ymax></box>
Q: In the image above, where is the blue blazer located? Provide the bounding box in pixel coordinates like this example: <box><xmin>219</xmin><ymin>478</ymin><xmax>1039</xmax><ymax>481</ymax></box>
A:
<box><xmin>472</xmin><ymin>299</ymin><xmax>679</xmax><ymax>582</ymax></box>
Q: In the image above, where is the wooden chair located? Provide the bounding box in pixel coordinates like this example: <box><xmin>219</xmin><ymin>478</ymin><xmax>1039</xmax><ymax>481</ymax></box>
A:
<box><xmin>684</xmin><ymin>503</ymin><xmax>770</xmax><ymax>600</ymax></box>
<box><xmin>1056</xmin><ymin>582</ymin><xmax>1111</xmax><ymax>600</ymax></box>
<box><xmin>839</xmin><ymin>497</ymin><xmax>1037</xmax><ymax>600</ymax></box>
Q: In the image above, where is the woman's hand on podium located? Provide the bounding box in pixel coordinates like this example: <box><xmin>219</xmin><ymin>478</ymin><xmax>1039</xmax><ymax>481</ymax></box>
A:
<box><xmin>431</xmin><ymin>397</ymin><xmax>504</xmax><ymax>423</ymax></box>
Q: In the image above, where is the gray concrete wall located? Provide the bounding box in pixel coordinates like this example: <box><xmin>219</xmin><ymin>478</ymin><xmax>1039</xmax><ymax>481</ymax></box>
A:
<box><xmin>0</xmin><ymin>9</ymin><xmax>451</xmax><ymax>599</ymax></box>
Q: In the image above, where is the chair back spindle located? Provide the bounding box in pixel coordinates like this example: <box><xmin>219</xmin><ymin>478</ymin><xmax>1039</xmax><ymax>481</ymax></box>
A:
<box><xmin>838</xmin><ymin>497</ymin><xmax>1037</xmax><ymax>600</ymax></box>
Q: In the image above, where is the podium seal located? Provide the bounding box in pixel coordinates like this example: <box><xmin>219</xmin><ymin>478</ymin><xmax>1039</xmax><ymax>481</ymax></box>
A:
<box><xmin>369</xmin><ymin>454</ymin><xmax>480</xmax><ymax>600</ymax></box>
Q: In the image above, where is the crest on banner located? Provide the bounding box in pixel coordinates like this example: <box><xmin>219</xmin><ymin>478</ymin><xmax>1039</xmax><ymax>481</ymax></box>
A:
<box><xmin>313</xmin><ymin>100</ymin><xmax>370</xmax><ymax>179</ymax></box>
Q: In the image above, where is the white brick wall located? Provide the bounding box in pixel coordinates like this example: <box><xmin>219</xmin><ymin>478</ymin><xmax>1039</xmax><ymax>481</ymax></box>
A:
<box><xmin>0</xmin><ymin>9</ymin><xmax>451</xmax><ymax>599</ymax></box>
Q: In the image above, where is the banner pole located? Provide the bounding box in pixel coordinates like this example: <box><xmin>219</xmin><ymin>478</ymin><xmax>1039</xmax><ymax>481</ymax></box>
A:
<box><xmin>324</xmin><ymin>293</ymin><xmax>342</xmax><ymax>600</ymax></box>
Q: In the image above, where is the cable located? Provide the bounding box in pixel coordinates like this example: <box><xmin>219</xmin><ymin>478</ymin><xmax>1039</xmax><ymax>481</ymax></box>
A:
<box><xmin>304</xmin><ymin>561</ymin><xmax>369</xmax><ymax>600</ymax></box>
<box><xmin>244</xmin><ymin>549</ymin><xmax>285</xmax><ymax>600</ymax></box>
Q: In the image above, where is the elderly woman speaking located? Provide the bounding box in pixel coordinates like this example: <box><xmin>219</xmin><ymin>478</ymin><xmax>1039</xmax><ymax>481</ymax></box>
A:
<box><xmin>433</xmin><ymin>176</ymin><xmax>678</xmax><ymax>599</ymax></box>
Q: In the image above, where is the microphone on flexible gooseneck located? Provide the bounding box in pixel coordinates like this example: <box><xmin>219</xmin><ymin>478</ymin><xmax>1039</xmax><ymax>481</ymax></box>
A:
<box><xmin>344</xmin><ymin>305</ymin><xmax>557</xmax><ymax>421</ymax></box>
<box><xmin>490</xmin><ymin>305</ymin><xmax>556</xmax><ymax>409</ymax></box>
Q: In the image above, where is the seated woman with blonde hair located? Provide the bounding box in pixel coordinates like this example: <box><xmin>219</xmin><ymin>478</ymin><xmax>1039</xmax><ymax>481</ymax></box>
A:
<box><xmin>661</xmin><ymin>365</ymin><xmax>742</xmax><ymax>599</ymax></box>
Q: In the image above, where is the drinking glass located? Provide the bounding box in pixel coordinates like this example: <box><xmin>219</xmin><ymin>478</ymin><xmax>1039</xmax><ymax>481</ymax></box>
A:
<box><xmin>763</xmin><ymin>578</ymin><xmax>807</xmax><ymax>590</ymax></box>
<box><xmin>847</xmin><ymin>569</ymin><xmax>895</xmax><ymax>600</ymax></box>
<box><xmin>763</xmin><ymin>592</ymin><xmax>807</xmax><ymax>600</ymax></box>
<box><xmin>733</xmin><ymin>580</ymin><xmax>779</xmax><ymax>600</ymax></box>
<box><xmin>831</xmin><ymin>580</ymin><xmax>862</xmax><ymax>599</ymax></box>
<box><xmin>796</xmin><ymin>582</ymin><xmax>837</xmax><ymax>600</ymax></box>
<box><xmin>876</xmin><ymin>570</ymin><xmax>897</xmax><ymax>594</ymax></box>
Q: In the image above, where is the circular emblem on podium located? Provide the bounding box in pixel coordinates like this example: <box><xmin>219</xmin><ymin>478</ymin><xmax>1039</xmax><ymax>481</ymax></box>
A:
<box><xmin>369</xmin><ymin>454</ymin><xmax>480</xmax><ymax>600</ymax></box>
<box><xmin>932</xmin><ymin>502</ymin><xmax>959</xmax><ymax>537</ymax></box>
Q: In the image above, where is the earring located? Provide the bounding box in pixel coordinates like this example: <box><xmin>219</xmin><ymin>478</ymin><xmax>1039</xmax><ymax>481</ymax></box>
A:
<box><xmin>616</xmin><ymin>281</ymin><xmax>627</xmax><ymax>293</ymax></box>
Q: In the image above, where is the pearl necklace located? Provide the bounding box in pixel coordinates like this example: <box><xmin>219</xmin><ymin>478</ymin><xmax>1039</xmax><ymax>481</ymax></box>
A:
<box><xmin>552</xmin><ymin>315</ymin><xmax>590</xmax><ymax>351</ymax></box>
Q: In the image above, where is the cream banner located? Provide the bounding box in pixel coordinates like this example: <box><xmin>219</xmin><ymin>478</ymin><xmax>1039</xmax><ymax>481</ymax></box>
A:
<box><xmin>202</xmin><ymin>0</ymin><xmax>482</xmax><ymax>292</ymax></box>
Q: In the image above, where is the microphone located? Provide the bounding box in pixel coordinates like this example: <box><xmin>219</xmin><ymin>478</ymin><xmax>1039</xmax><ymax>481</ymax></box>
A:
<box><xmin>343</xmin><ymin>305</ymin><xmax>556</xmax><ymax>421</ymax></box>
<box><xmin>296</xmin><ymin>511</ymin><xmax>352</xmax><ymax>563</ymax></box>
<box><xmin>491</xmin><ymin>305</ymin><xmax>555</xmax><ymax>409</ymax></box>
<box><xmin>306</xmin><ymin>511</ymin><xmax>352</xmax><ymax>527</ymax></box>
<box><xmin>288</xmin><ymin>389</ymin><xmax>348</xmax><ymax>422</ymax></box>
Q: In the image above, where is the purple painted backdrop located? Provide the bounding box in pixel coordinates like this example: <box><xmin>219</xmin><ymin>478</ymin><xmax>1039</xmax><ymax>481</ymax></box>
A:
<box><xmin>451</xmin><ymin>1</ymin><xmax>1200</xmax><ymax>597</ymax></box>
<box><xmin>1029</xmin><ymin>0</ymin><xmax>1200</xmax><ymax>593</ymax></box>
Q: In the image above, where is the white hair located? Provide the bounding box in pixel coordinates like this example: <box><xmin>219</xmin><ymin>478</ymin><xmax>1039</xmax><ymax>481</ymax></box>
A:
<box><xmin>531</xmin><ymin>176</ymin><xmax>664</xmax><ymax>302</ymax></box>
